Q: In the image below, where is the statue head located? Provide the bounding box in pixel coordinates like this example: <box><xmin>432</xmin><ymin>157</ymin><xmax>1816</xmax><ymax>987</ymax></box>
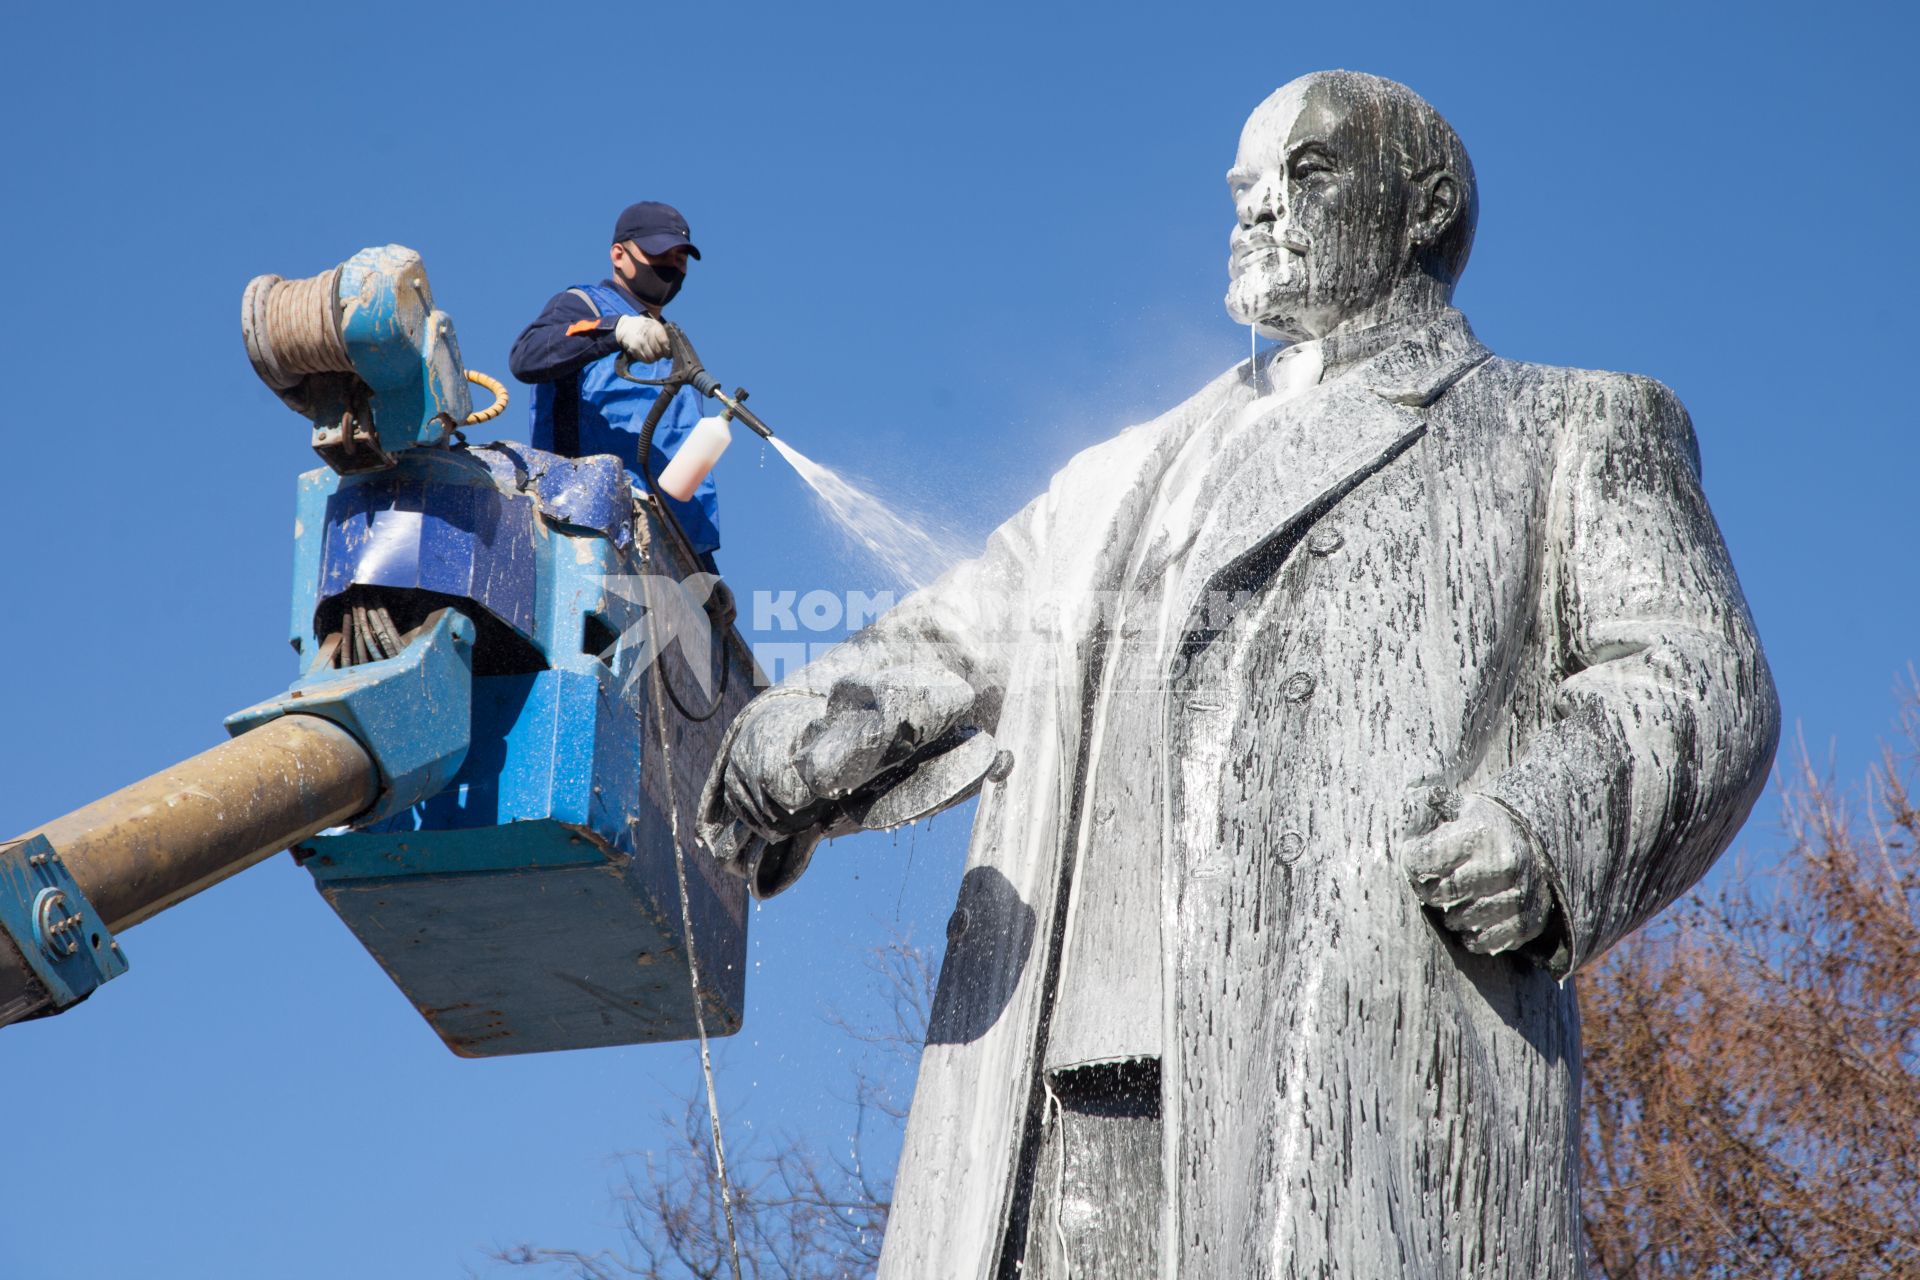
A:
<box><xmin>1225</xmin><ymin>71</ymin><xmax>1477</xmax><ymax>343</ymax></box>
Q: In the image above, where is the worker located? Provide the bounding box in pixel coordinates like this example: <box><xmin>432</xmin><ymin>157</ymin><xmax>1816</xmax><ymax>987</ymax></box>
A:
<box><xmin>509</xmin><ymin>201</ymin><xmax>721</xmax><ymax>564</ymax></box>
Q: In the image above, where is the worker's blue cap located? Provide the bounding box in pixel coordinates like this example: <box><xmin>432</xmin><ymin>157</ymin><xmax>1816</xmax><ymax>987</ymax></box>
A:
<box><xmin>613</xmin><ymin>201</ymin><xmax>701</xmax><ymax>260</ymax></box>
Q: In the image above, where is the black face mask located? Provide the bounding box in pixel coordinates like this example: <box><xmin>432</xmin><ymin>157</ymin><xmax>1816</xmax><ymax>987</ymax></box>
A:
<box><xmin>620</xmin><ymin>256</ymin><xmax>684</xmax><ymax>308</ymax></box>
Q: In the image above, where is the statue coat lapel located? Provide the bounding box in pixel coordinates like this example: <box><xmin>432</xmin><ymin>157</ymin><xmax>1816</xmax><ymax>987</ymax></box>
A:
<box><xmin>1166</xmin><ymin>316</ymin><xmax>1493</xmax><ymax>636</ymax></box>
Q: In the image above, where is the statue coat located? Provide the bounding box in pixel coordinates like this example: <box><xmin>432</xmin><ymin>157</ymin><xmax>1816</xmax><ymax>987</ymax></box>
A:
<box><xmin>790</xmin><ymin>310</ymin><xmax>1777</xmax><ymax>1278</ymax></box>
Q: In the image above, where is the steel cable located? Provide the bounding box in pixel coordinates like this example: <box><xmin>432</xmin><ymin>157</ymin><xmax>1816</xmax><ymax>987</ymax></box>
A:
<box><xmin>641</xmin><ymin>585</ymin><xmax>745</xmax><ymax>1280</ymax></box>
<box><xmin>242</xmin><ymin>269</ymin><xmax>352</xmax><ymax>390</ymax></box>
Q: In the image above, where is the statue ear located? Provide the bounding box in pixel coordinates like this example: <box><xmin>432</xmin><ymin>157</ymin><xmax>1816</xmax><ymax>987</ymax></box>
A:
<box><xmin>1412</xmin><ymin>171</ymin><xmax>1462</xmax><ymax>249</ymax></box>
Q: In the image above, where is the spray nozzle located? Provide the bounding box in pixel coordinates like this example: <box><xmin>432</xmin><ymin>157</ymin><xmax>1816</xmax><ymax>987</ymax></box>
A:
<box><xmin>712</xmin><ymin>386</ymin><xmax>774</xmax><ymax>441</ymax></box>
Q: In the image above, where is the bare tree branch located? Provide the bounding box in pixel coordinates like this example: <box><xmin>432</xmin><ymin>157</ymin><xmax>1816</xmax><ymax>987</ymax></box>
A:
<box><xmin>492</xmin><ymin>932</ymin><xmax>935</xmax><ymax>1280</ymax></box>
<box><xmin>1580</xmin><ymin>689</ymin><xmax>1920</xmax><ymax>1279</ymax></box>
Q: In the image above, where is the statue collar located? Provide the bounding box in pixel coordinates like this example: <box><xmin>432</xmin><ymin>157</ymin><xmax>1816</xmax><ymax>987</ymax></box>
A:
<box><xmin>1298</xmin><ymin>307</ymin><xmax>1490</xmax><ymax>408</ymax></box>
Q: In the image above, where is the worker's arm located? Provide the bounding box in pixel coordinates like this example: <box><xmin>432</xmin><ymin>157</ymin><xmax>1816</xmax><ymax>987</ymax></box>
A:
<box><xmin>510</xmin><ymin>289</ymin><xmax>670</xmax><ymax>384</ymax></box>
<box><xmin>509</xmin><ymin>290</ymin><xmax>619</xmax><ymax>384</ymax></box>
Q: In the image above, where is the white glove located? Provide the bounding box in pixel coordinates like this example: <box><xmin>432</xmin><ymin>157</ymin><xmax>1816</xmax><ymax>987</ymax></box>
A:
<box><xmin>613</xmin><ymin>313</ymin><xmax>670</xmax><ymax>362</ymax></box>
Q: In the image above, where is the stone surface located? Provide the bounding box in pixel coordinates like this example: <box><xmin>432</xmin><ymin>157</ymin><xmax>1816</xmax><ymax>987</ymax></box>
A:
<box><xmin>709</xmin><ymin>70</ymin><xmax>1780</xmax><ymax>1279</ymax></box>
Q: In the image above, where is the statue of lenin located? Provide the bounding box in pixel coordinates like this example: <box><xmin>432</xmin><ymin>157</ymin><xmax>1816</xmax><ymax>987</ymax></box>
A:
<box><xmin>712</xmin><ymin>70</ymin><xmax>1779</xmax><ymax>1280</ymax></box>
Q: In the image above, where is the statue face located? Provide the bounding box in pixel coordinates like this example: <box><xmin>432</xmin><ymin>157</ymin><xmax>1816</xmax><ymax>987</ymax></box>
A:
<box><xmin>1225</xmin><ymin>75</ymin><xmax>1421</xmax><ymax>341</ymax></box>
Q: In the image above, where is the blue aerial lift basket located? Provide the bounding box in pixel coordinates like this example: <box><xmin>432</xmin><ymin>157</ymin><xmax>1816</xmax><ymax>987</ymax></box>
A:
<box><xmin>242</xmin><ymin>438</ymin><xmax>755</xmax><ymax>1056</ymax></box>
<box><xmin>0</xmin><ymin>245</ymin><xmax>758</xmax><ymax>1055</ymax></box>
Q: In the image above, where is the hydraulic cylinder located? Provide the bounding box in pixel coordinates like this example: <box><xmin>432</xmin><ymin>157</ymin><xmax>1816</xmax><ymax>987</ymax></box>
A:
<box><xmin>18</xmin><ymin>715</ymin><xmax>377</xmax><ymax>932</ymax></box>
<box><xmin>0</xmin><ymin>715</ymin><xmax>379</xmax><ymax>1026</ymax></box>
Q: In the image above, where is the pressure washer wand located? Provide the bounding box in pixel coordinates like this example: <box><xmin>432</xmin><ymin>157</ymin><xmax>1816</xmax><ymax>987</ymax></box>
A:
<box><xmin>613</xmin><ymin>323</ymin><xmax>775</xmax><ymax>439</ymax></box>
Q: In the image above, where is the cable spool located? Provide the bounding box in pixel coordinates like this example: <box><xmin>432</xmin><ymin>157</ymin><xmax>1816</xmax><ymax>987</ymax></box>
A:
<box><xmin>241</xmin><ymin>268</ymin><xmax>352</xmax><ymax>391</ymax></box>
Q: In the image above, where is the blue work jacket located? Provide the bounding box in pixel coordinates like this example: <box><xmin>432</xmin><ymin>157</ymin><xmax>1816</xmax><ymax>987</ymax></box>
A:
<box><xmin>509</xmin><ymin>281</ymin><xmax>720</xmax><ymax>556</ymax></box>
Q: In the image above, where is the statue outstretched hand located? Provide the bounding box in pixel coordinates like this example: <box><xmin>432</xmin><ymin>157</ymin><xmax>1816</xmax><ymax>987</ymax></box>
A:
<box><xmin>699</xmin><ymin>663</ymin><xmax>992</xmax><ymax>898</ymax></box>
<box><xmin>1405</xmin><ymin>795</ymin><xmax>1553</xmax><ymax>956</ymax></box>
<box><xmin>722</xmin><ymin>665</ymin><xmax>976</xmax><ymax>840</ymax></box>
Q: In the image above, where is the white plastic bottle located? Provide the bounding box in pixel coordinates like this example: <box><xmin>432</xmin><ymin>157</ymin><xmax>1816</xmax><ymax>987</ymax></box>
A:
<box><xmin>657</xmin><ymin>414</ymin><xmax>733</xmax><ymax>501</ymax></box>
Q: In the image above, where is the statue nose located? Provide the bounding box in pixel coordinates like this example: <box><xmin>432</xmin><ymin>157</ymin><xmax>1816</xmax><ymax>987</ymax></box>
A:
<box><xmin>1240</xmin><ymin>183</ymin><xmax>1283</xmax><ymax>228</ymax></box>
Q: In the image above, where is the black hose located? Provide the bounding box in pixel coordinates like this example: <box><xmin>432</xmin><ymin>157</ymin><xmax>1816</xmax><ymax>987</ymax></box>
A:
<box><xmin>628</xmin><ymin>363</ymin><xmax>730</xmax><ymax>724</ymax></box>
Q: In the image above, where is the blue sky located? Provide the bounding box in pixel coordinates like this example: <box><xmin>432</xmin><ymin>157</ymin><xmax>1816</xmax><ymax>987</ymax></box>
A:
<box><xmin>2</xmin><ymin>2</ymin><xmax>1915</xmax><ymax>1276</ymax></box>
